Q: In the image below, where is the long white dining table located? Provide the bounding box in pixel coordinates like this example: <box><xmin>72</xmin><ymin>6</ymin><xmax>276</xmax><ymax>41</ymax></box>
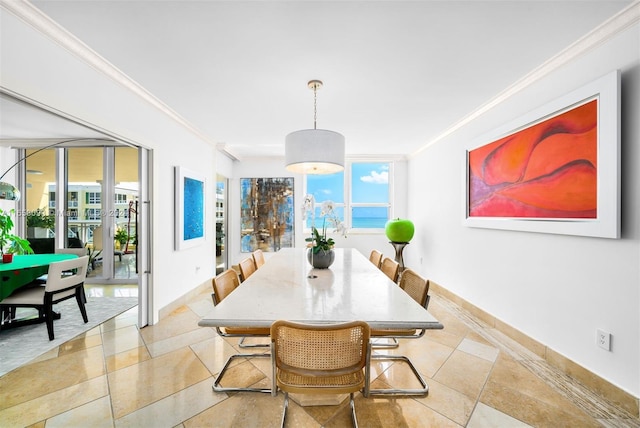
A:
<box><xmin>198</xmin><ymin>247</ymin><xmax>444</xmax><ymax>331</ymax></box>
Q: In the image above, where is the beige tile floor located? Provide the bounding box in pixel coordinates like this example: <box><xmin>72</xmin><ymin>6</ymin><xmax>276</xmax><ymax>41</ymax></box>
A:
<box><xmin>1</xmin><ymin>286</ymin><xmax>638</xmax><ymax>427</ymax></box>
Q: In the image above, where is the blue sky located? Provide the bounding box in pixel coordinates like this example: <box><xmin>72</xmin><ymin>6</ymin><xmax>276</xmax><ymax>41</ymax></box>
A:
<box><xmin>351</xmin><ymin>162</ymin><xmax>389</xmax><ymax>203</ymax></box>
<box><xmin>308</xmin><ymin>162</ymin><xmax>389</xmax><ymax>205</ymax></box>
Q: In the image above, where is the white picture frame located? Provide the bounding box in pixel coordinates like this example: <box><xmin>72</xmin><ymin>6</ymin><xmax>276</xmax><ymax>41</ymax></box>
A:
<box><xmin>464</xmin><ymin>69</ymin><xmax>620</xmax><ymax>239</ymax></box>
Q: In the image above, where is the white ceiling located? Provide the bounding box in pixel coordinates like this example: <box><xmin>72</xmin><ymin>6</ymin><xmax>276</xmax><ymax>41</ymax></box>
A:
<box><xmin>1</xmin><ymin>1</ymin><xmax>632</xmax><ymax>158</ymax></box>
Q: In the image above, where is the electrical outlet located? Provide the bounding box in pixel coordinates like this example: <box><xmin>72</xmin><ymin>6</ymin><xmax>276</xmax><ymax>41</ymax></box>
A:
<box><xmin>597</xmin><ymin>329</ymin><xmax>611</xmax><ymax>351</ymax></box>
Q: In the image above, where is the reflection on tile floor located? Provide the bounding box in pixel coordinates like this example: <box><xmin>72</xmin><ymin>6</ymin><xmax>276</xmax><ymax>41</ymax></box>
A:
<box><xmin>87</xmin><ymin>253</ymin><xmax>138</xmax><ymax>281</ymax></box>
<box><xmin>1</xmin><ymin>287</ymin><xmax>638</xmax><ymax>427</ymax></box>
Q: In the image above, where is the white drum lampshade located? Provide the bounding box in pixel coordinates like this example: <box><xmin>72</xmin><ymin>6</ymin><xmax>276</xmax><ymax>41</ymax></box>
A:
<box><xmin>285</xmin><ymin>129</ymin><xmax>345</xmax><ymax>174</ymax></box>
<box><xmin>285</xmin><ymin>80</ymin><xmax>345</xmax><ymax>175</ymax></box>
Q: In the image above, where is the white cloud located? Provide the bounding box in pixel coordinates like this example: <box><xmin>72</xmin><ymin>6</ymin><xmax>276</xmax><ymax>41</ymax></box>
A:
<box><xmin>360</xmin><ymin>170</ymin><xmax>388</xmax><ymax>184</ymax></box>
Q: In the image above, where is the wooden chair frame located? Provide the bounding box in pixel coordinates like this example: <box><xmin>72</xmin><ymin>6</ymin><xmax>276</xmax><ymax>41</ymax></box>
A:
<box><xmin>368</xmin><ymin>249</ymin><xmax>383</xmax><ymax>268</ymax></box>
<box><xmin>252</xmin><ymin>249</ymin><xmax>265</xmax><ymax>269</ymax></box>
<box><xmin>380</xmin><ymin>257</ymin><xmax>400</xmax><ymax>283</ymax></box>
<box><xmin>369</xmin><ymin>269</ymin><xmax>432</xmax><ymax>396</ymax></box>
<box><xmin>210</xmin><ymin>269</ymin><xmax>271</xmax><ymax>393</ymax></box>
<box><xmin>238</xmin><ymin>256</ymin><xmax>257</xmax><ymax>282</ymax></box>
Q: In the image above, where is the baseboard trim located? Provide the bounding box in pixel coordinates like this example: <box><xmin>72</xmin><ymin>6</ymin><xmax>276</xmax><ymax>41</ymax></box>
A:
<box><xmin>158</xmin><ymin>279</ymin><xmax>211</xmax><ymax>320</ymax></box>
<box><xmin>428</xmin><ymin>280</ymin><xmax>639</xmax><ymax>417</ymax></box>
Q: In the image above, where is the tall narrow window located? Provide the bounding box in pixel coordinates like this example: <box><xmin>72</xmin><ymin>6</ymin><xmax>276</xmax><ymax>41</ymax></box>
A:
<box><xmin>351</xmin><ymin>162</ymin><xmax>390</xmax><ymax>229</ymax></box>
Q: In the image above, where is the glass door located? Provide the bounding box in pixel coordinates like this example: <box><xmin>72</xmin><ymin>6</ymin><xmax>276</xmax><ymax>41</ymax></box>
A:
<box><xmin>66</xmin><ymin>147</ymin><xmax>105</xmax><ymax>279</ymax></box>
<box><xmin>24</xmin><ymin>148</ymin><xmax>56</xmax><ymax>248</ymax></box>
<box><xmin>114</xmin><ymin>147</ymin><xmax>139</xmax><ymax>281</ymax></box>
<box><xmin>23</xmin><ymin>145</ymin><xmax>134</xmax><ymax>281</ymax></box>
<box><xmin>216</xmin><ymin>174</ymin><xmax>228</xmax><ymax>275</ymax></box>
<box><xmin>63</xmin><ymin>146</ymin><xmax>139</xmax><ymax>283</ymax></box>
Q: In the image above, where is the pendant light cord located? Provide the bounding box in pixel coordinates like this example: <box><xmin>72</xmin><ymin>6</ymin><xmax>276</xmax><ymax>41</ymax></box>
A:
<box><xmin>313</xmin><ymin>84</ymin><xmax>318</xmax><ymax>130</ymax></box>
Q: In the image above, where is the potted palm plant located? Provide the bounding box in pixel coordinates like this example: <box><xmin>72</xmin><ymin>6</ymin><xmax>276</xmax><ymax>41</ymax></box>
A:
<box><xmin>114</xmin><ymin>228</ymin><xmax>128</xmax><ymax>249</ymax></box>
<box><xmin>0</xmin><ymin>208</ymin><xmax>33</xmax><ymax>262</ymax></box>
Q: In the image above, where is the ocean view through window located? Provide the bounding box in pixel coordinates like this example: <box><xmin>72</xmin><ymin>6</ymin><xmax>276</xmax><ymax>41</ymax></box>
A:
<box><xmin>306</xmin><ymin>161</ymin><xmax>391</xmax><ymax>230</ymax></box>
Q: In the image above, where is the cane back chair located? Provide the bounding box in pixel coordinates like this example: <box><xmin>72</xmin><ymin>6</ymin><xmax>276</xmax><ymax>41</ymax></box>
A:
<box><xmin>368</xmin><ymin>249</ymin><xmax>383</xmax><ymax>269</ymax></box>
<box><xmin>370</xmin><ymin>268</ymin><xmax>431</xmax><ymax>396</ymax></box>
<box><xmin>271</xmin><ymin>320</ymin><xmax>371</xmax><ymax>428</ymax></box>
<box><xmin>252</xmin><ymin>249</ymin><xmax>265</xmax><ymax>269</ymax></box>
<box><xmin>238</xmin><ymin>256</ymin><xmax>257</xmax><ymax>282</ymax></box>
<box><xmin>379</xmin><ymin>257</ymin><xmax>400</xmax><ymax>283</ymax></box>
<box><xmin>210</xmin><ymin>268</ymin><xmax>271</xmax><ymax>393</ymax></box>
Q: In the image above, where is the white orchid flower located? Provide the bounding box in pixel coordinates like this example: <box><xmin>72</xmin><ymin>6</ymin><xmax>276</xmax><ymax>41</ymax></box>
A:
<box><xmin>320</xmin><ymin>200</ymin><xmax>335</xmax><ymax>217</ymax></box>
<box><xmin>301</xmin><ymin>194</ymin><xmax>315</xmax><ymax>220</ymax></box>
<box><xmin>304</xmin><ymin>198</ymin><xmax>348</xmax><ymax>246</ymax></box>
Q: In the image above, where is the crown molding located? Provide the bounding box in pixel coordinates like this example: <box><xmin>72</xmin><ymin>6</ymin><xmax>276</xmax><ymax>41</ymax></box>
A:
<box><xmin>410</xmin><ymin>1</ymin><xmax>640</xmax><ymax>158</ymax></box>
<box><xmin>216</xmin><ymin>143</ymin><xmax>241</xmax><ymax>162</ymax></box>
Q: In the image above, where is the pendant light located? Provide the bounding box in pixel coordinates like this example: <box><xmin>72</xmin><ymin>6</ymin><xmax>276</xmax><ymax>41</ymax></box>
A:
<box><xmin>285</xmin><ymin>80</ymin><xmax>345</xmax><ymax>174</ymax></box>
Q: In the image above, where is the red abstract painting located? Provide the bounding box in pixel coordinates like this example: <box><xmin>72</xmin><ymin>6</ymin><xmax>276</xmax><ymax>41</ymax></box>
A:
<box><xmin>468</xmin><ymin>99</ymin><xmax>598</xmax><ymax>219</ymax></box>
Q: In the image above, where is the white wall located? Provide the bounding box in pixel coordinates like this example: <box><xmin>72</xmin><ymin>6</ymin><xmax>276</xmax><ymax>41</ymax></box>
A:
<box><xmin>229</xmin><ymin>157</ymin><xmax>408</xmax><ymax>267</ymax></box>
<box><xmin>0</xmin><ymin>8</ymin><xmax>216</xmax><ymax>323</ymax></box>
<box><xmin>216</xmin><ymin>151</ymin><xmax>235</xmax><ymax>179</ymax></box>
<box><xmin>407</xmin><ymin>22</ymin><xmax>640</xmax><ymax>396</ymax></box>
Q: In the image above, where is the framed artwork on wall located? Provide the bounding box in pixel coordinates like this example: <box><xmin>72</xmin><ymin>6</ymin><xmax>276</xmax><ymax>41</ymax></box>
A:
<box><xmin>240</xmin><ymin>177</ymin><xmax>294</xmax><ymax>252</ymax></box>
<box><xmin>175</xmin><ymin>166</ymin><xmax>206</xmax><ymax>250</ymax></box>
<box><xmin>464</xmin><ymin>69</ymin><xmax>620</xmax><ymax>238</ymax></box>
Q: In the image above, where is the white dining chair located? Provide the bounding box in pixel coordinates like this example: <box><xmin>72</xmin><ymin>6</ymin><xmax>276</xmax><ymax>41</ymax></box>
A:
<box><xmin>0</xmin><ymin>256</ymin><xmax>89</xmax><ymax>340</ymax></box>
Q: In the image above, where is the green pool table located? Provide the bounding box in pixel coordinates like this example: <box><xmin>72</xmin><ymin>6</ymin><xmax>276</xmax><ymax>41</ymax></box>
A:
<box><xmin>0</xmin><ymin>253</ymin><xmax>78</xmax><ymax>301</ymax></box>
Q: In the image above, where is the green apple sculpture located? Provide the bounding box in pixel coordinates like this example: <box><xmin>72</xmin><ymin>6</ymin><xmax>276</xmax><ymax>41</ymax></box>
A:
<box><xmin>385</xmin><ymin>218</ymin><xmax>414</xmax><ymax>243</ymax></box>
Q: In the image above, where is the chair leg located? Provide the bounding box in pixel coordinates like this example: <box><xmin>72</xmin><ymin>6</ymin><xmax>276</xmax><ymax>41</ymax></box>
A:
<box><xmin>0</xmin><ymin>306</ymin><xmax>7</xmax><ymax>326</ymax></box>
<box><xmin>371</xmin><ymin>337</ymin><xmax>399</xmax><ymax>349</ymax></box>
<box><xmin>76</xmin><ymin>287</ymin><xmax>88</xmax><ymax>323</ymax></box>
<box><xmin>44</xmin><ymin>294</ymin><xmax>55</xmax><ymax>341</ymax></box>
<box><xmin>238</xmin><ymin>336</ymin><xmax>270</xmax><ymax>348</ymax></box>
<box><xmin>212</xmin><ymin>353</ymin><xmax>271</xmax><ymax>393</ymax></box>
<box><xmin>349</xmin><ymin>392</ymin><xmax>358</xmax><ymax>428</ymax></box>
<box><xmin>280</xmin><ymin>391</ymin><xmax>289</xmax><ymax>428</ymax></box>
<box><xmin>368</xmin><ymin>354</ymin><xmax>428</xmax><ymax>396</ymax></box>
<box><xmin>271</xmin><ymin>342</ymin><xmax>278</xmax><ymax>397</ymax></box>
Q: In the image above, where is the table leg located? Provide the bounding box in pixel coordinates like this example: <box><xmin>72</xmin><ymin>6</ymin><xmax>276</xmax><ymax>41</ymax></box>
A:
<box><xmin>0</xmin><ymin>308</ymin><xmax>60</xmax><ymax>330</ymax></box>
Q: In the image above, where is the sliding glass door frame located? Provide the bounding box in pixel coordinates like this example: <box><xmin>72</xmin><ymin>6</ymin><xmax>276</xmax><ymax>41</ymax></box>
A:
<box><xmin>15</xmin><ymin>143</ymin><xmax>151</xmax><ymax>327</ymax></box>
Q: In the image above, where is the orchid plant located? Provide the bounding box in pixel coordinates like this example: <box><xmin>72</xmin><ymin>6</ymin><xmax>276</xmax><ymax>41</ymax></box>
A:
<box><xmin>301</xmin><ymin>195</ymin><xmax>347</xmax><ymax>254</ymax></box>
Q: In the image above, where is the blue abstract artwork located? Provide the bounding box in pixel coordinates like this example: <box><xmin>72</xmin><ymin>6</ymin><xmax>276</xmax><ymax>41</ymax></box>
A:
<box><xmin>183</xmin><ymin>176</ymin><xmax>204</xmax><ymax>240</ymax></box>
<box><xmin>175</xmin><ymin>166</ymin><xmax>206</xmax><ymax>250</ymax></box>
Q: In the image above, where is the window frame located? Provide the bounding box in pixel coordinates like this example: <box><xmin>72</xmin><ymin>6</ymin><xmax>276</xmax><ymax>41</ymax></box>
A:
<box><xmin>304</xmin><ymin>158</ymin><xmax>395</xmax><ymax>234</ymax></box>
<box><xmin>87</xmin><ymin>191</ymin><xmax>101</xmax><ymax>204</ymax></box>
